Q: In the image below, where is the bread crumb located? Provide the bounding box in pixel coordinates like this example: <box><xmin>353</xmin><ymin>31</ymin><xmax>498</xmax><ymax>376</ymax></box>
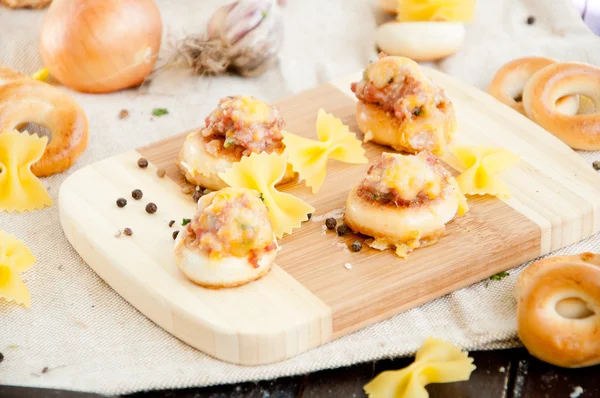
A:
<box><xmin>570</xmin><ymin>386</ymin><xmax>584</xmax><ymax>398</ymax></box>
<box><xmin>344</xmin><ymin>263</ymin><xmax>352</xmax><ymax>270</ymax></box>
<box><xmin>499</xmin><ymin>366</ymin><xmax>505</xmax><ymax>373</ymax></box>
<box><xmin>335</xmin><ymin>242</ymin><xmax>351</xmax><ymax>254</ymax></box>
<box><xmin>119</xmin><ymin>109</ymin><xmax>129</xmax><ymax>119</ymax></box>
<box><xmin>114</xmin><ymin>230</ymin><xmax>122</xmax><ymax>238</ymax></box>
<box><xmin>311</xmin><ymin>207</ymin><xmax>345</xmax><ymax>222</ymax></box>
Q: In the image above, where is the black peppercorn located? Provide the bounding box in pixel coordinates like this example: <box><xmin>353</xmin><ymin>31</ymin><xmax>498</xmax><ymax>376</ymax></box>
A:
<box><xmin>337</xmin><ymin>224</ymin><xmax>349</xmax><ymax>236</ymax></box>
<box><xmin>116</xmin><ymin>198</ymin><xmax>127</xmax><ymax>208</ymax></box>
<box><xmin>351</xmin><ymin>240</ymin><xmax>362</xmax><ymax>252</ymax></box>
<box><xmin>0</xmin><ymin>352</ymin><xmax>4</xmax><ymax>363</ymax></box>
<box><xmin>593</xmin><ymin>161</ymin><xmax>600</xmax><ymax>171</ymax></box>
<box><xmin>526</xmin><ymin>15</ymin><xmax>535</xmax><ymax>25</ymax></box>
<box><xmin>145</xmin><ymin>202</ymin><xmax>157</xmax><ymax>214</ymax></box>
<box><xmin>124</xmin><ymin>228</ymin><xmax>133</xmax><ymax>236</ymax></box>
<box><xmin>172</xmin><ymin>230</ymin><xmax>180</xmax><ymax>240</ymax></box>
<box><xmin>192</xmin><ymin>190</ymin><xmax>203</xmax><ymax>203</ymax></box>
<box><xmin>307</xmin><ymin>213</ymin><xmax>312</xmax><ymax>220</ymax></box>
<box><xmin>325</xmin><ymin>217</ymin><xmax>337</xmax><ymax>230</ymax></box>
<box><xmin>169</xmin><ymin>220</ymin><xmax>175</xmax><ymax>228</ymax></box>
<box><xmin>131</xmin><ymin>189</ymin><xmax>143</xmax><ymax>200</ymax></box>
<box><xmin>137</xmin><ymin>158</ymin><xmax>149</xmax><ymax>168</ymax></box>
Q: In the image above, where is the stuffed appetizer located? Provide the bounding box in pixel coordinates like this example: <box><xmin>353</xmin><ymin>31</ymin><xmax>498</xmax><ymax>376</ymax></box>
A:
<box><xmin>343</xmin><ymin>151</ymin><xmax>466</xmax><ymax>258</ymax></box>
<box><xmin>174</xmin><ymin>187</ymin><xmax>278</xmax><ymax>288</ymax></box>
<box><xmin>178</xmin><ymin>95</ymin><xmax>295</xmax><ymax>190</ymax></box>
<box><xmin>351</xmin><ymin>54</ymin><xmax>457</xmax><ymax>155</ymax></box>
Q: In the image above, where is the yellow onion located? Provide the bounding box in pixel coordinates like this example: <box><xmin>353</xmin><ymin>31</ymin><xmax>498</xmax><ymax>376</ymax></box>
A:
<box><xmin>39</xmin><ymin>0</ymin><xmax>163</xmax><ymax>94</ymax></box>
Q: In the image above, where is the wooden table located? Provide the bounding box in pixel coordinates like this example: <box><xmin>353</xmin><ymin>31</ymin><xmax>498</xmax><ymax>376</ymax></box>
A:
<box><xmin>2</xmin><ymin>348</ymin><xmax>598</xmax><ymax>397</ymax></box>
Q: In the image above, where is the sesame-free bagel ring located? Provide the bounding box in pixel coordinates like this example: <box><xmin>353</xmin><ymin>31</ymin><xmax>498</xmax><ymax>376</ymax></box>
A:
<box><xmin>516</xmin><ymin>252</ymin><xmax>600</xmax><ymax>368</ymax></box>
<box><xmin>488</xmin><ymin>57</ymin><xmax>579</xmax><ymax>116</ymax></box>
<box><xmin>523</xmin><ymin>62</ymin><xmax>600</xmax><ymax>150</ymax></box>
<box><xmin>0</xmin><ymin>67</ymin><xmax>88</xmax><ymax>176</ymax></box>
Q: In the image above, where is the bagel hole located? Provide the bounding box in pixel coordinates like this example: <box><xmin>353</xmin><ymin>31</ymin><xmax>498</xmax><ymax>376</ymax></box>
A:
<box><xmin>576</xmin><ymin>95</ymin><xmax>596</xmax><ymax>115</ymax></box>
<box><xmin>556</xmin><ymin>297</ymin><xmax>595</xmax><ymax>319</ymax></box>
<box><xmin>16</xmin><ymin>122</ymin><xmax>52</xmax><ymax>142</ymax></box>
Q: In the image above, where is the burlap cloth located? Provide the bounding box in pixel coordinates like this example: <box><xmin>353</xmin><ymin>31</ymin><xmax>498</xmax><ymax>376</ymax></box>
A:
<box><xmin>1</xmin><ymin>0</ymin><xmax>599</xmax><ymax>395</ymax></box>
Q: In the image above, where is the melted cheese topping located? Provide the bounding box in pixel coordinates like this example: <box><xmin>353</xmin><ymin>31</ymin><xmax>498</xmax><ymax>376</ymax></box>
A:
<box><xmin>0</xmin><ymin>230</ymin><xmax>36</xmax><ymax>307</ymax></box>
<box><xmin>364</xmin><ymin>337</ymin><xmax>476</xmax><ymax>398</ymax></box>
<box><xmin>364</xmin><ymin>56</ymin><xmax>423</xmax><ymax>89</ymax></box>
<box><xmin>0</xmin><ymin>129</ymin><xmax>53</xmax><ymax>212</ymax></box>
<box><xmin>189</xmin><ymin>188</ymin><xmax>274</xmax><ymax>259</ymax></box>
<box><xmin>219</xmin><ymin>96</ymin><xmax>274</xmax><ymax>124</ymax></box>
<box><xmin>282</xmin><ymin>109</ymin><xmax>367</xmax><ymax>194</ymax></box>
<box><xmin>362</xmin><ymin>152</ymin><xmax>443</xmax><ymax>201</ymax></box>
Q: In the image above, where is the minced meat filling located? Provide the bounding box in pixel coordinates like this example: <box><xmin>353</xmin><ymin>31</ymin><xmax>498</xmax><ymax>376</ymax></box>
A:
<box><xmin>186</xmin><ymin>189</ymin><xmax>276</xmax><ymax>263</ymax></box>
<box><xmin>201</xmin><ymin>96</ymin><xmax>285</xmax><ymax>157</ymax></box>
<box><xmin>351</xmin><ymin>55</ymin><xmax>452</xmax><ymax>124</ymax></box>
<box><xmin>358</xmin><ymin>152</ymin><xmax>450</xmax><ymax>207</ymax></box>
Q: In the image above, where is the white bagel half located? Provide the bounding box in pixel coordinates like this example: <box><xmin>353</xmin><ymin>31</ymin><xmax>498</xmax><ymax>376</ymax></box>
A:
<box><xmin>376</xmin><ymin>22</ymin><xmax>465</xmax><ymax>62</ymax></box>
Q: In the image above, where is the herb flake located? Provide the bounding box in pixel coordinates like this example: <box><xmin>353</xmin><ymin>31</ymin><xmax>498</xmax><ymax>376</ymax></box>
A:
<box><xmin>152</xmin><ymin>108</ymin><xmax>169</xmax><ymax>117</ymax></box>
<box><xmin>489</xmin><ymin>271</ymin><xmax>509</xmax><ymax>281</ymax></box>
<box><xmin>182</xmin><ymin>218</ymin><xmax>191</xmax><ymax>226</ymax></box>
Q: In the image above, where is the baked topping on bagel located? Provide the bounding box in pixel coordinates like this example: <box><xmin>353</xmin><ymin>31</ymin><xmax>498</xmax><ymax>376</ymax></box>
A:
<box><xmin>358</xmin><ymin>151</ymin><xmax>445</xmax><ymax>206</ymax></box>
<box><xmin>350</xmin><ymin>54</ymin><xmax>456</xmax><ymax>155</ymax></box>
<box><xmin>177</xmin><ymin>95</ymin><xmax>295</xmax><ymax>190</ymax></box>
<box><xmin>174</xmin><ymin>188</ymin><xmax>278</xmax><ymax>288</ymax></box>
<box><xmin>202</xmin><ymin>95</ymin><xmax>285</xmax><ymax>157</ymax></box>
<box><xmin>516</xmin><ymin>252</ymin><xmax>600</xmax><ymax>368</ymax></box>
<box><xmin>344</xmin><ymin>151</ymin><xmax>466</xmax><ymax>258</ymax></box>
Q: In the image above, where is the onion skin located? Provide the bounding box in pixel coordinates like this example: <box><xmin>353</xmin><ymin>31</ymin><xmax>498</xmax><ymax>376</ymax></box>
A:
<box><xmin>39</xmin><ymin>0</ymin><xmax>163</xmax><ymax>94</ymax></box>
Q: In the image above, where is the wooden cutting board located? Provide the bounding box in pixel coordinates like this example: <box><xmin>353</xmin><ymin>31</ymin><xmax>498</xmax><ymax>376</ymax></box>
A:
<box><xmin>59</xmin><ymin>67</ymin><xmax>600</xmax><ymax>366</ymax></box>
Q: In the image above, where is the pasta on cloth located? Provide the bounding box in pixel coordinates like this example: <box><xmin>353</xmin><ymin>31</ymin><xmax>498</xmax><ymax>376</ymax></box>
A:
<box><xmin>282</xmin><ymin>109</ymin><xmax>367</xmax><ymax>193</ymax></box>
<box><xmin>0</xmin><ymin>230</ymin><xmax>36</xmax><ymax>308</ymax></box>
<box><xmin>449</xmin><ymin>146</ymin><xmax>520</xmax><ymax>198</ymax></box>
<box><xmin>219</xmin><ymin>152</ymin><xmax>314</xmax><ymax>238</ymax></box>
<box><xmin>0</xmin><ymin>129</ymin><xmax>52</xmax><ymax>212</ymax></box>
<box><xmin>364</xmin><ymin>337</ymin><xmax>476</xmax><ymax>398</ymax></box>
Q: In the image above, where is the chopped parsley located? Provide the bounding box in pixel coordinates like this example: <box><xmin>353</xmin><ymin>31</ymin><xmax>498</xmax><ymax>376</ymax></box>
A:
<box><xmin>152</xmin><ymin>108</ymin><xmax>169</xmax><ymax>117</ymax></box>
<box><xmin>182</xmin><ymin>218</ymin><xmax>191</xmax><ymax>226</ymax></box>
<box><xmin>223</xmin><ymin>138</ymin><xmax>235</xmax><ymax>148</ymax></box>
<box><xmin>489</xmin><ymin>271</ymin><xmax>510</xmax><ymax>281</ymax></box>
<box><xmin>259</xmin><ymin>193</ymin><xmax>265</xmax><ymax>202</ymax></box>
<box><xmin>371</xmin><ymin>193</ymin><xmax>379</xmax><ymax>201</ymax></box>
<box><xmin>261</xmin><ymin>10</ymin><xmax>268</xmax><ymax>17</ymax></box>
<box><xmin>413</xmin><ymin>107</ymin><xmax>422</xmax><ymax>117</ymax></box>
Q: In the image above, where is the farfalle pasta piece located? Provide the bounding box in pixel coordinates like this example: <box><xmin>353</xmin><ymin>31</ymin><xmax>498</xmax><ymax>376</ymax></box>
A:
<box><xmin>219</xmin><ymin>152</ymin><xmax>315</xmax><ymax>238</ymax></box>
<box><xmin>364</xmin><ymin>337</ymin><xmax>476</xmax><ymax>398</ymax></box>
<box><xmin>0</xmin><ymin>129</ymin><xmax>53</xmax><ymax>212</ymax></box>
<box><xmin>282</xmin><ymin>109</ymin><xmax>368</xmax><ymax>193</ymax></box>
<box><xmin>0</xmin><ymin>230</ymin><xmax>36</xmax><ymax>308</ymax></box>
<box><xmin>397</xmin><ymin>0</ymin><xmax>476</xmax><ymax>22</ymax></box>
<box><xmin>450</xmin><ymin>146</ymin><xmax>520</xmax><ymax>199</ymax></box>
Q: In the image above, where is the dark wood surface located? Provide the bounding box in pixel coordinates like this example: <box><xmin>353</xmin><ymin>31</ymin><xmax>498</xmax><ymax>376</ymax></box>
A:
<box><xmin>2</xmin><ymin>348</ymin><xmax>598</xmax><ymax>398</ymax></box>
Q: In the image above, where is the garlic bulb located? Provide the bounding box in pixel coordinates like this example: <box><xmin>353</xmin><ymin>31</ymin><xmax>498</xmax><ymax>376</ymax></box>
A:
<box><xmin>174</xmin><ymin>0</ymin><xmax>283</xmax><ymax>77</ymax></box>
